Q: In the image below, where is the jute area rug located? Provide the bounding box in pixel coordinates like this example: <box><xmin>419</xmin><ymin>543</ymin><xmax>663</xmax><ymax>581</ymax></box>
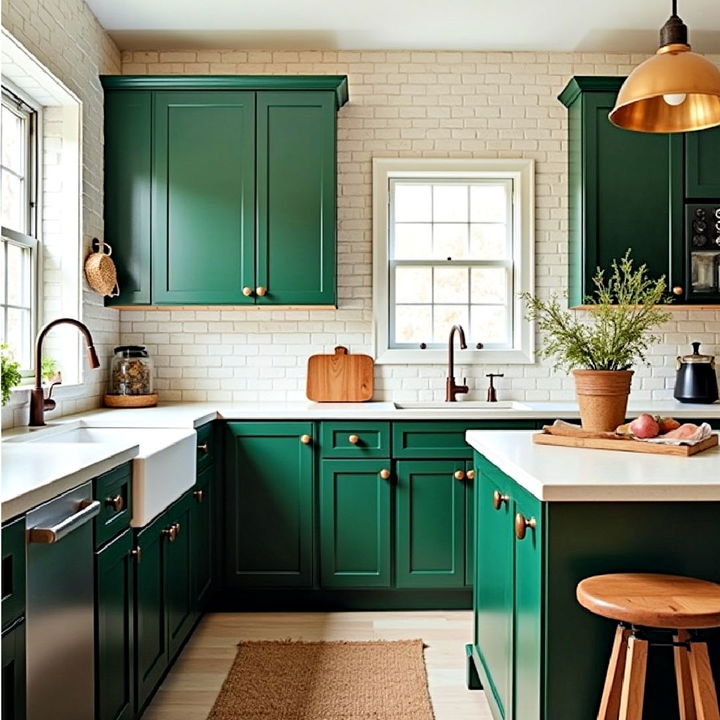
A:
<box><xmin>208</xmin><ymin>638</ymin><xmax>435</xmax><ymax>719</ymax></box>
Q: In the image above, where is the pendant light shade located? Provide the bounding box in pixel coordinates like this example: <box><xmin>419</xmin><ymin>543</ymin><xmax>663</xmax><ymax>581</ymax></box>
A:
<box><xmin>609</xmin><ymin>3</ymin><xmax>720</xmax><ymax>133</ymax></box>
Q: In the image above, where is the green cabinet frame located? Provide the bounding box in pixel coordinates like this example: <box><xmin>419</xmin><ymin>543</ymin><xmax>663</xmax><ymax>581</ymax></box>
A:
<box><xmin>191</xmin><ymin>464</ymin><xmax>214</xmax><ymax>614</ymax></box>
<box><xmin>1</xmin><ymin>620</ymin><xmax>25</xmax><ymax>720</ymax></box>
<box><xmin>1</xmin><ymin>517</ymin><xmax>26</xmax><ymax>631</ymax></box>
<box><xmin>686</xmin><ymin>125</ymin><xmax>720</xmax><ymax>198</ymax></box>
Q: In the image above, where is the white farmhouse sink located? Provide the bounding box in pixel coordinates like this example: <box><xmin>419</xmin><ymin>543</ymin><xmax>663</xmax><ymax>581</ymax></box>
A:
<box><xmin>394</xmin><ymin>401</ymin><xmax>532</xmax><ymax>410</ymax></box>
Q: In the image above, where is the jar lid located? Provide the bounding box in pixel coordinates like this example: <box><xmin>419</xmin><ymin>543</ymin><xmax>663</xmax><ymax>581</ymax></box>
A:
<box><xmin>113</xmin><ymin>345</ymin><xmax>149</xmax><ymax>358</ymax></box>
<box><xmin>679</xmin><ymin>342</ymin><xmax>715</xmax><ymax>364</ymax></box>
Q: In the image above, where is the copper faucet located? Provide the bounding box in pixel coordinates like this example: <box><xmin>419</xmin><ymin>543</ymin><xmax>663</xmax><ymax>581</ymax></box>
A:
<box><xmin>29</xmin><ymin>318</ymin><xmax>100</xmax><ymax>426</ymax></box>
<box><xmin>446</xmin><ymin>325</ymin><xmax>469</xmax><ymax>402</ymax></box>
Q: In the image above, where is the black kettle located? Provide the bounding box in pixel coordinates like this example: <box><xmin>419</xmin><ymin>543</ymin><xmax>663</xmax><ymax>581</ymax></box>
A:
<box><xmin>674</xmin><ymin>342</ymin><xmax>719</xmax><ymax>403</ymax></box>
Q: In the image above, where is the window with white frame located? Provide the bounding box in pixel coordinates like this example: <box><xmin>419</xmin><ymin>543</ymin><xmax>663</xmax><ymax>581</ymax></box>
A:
<box><xmin>373</xmin><ymin>158</ymin><xmax>534</xmax><ymax>365</ymax></box>
<box><xmin>1</xmin><ymin>88</ymin><xmax>38</xmax><ymax>371</ymax></box>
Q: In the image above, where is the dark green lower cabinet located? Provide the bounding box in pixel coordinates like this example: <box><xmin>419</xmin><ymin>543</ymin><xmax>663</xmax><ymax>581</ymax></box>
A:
<box><xmin>2</xmin><ymin>620</ymin><xmax>26</xmax><ymax>720</ymax></box>
<box><xmin>95</xmin><ymin>528</ymin><xmax>134</xmax><ymax>720</ymax></box>
<box><xmin>319</xmin><ymin>459</ymin><xmax>391</xmax><ymax>588</ymax></box>
<box><xmin>191</xmin><ymin>465</ymin><xmax>214</xmax><ymax>614</ymax></box>
<box><xmin>465</xmin><ymin>461</ymin><xmax>474</xmax><ymax>588</ymax></box>
<box><xmin>395</xmin><ymin>460</ymin><xmax>466</xmax><ymax>589</ymax></box>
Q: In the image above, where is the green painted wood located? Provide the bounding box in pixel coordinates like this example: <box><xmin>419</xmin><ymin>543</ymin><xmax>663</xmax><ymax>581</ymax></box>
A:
<box><xmin>319</xmin><ymin>421</ymin><xmax>391</xmax><ymax>459</ymax></box>
<box><xmin>319</xmin><ymin>459</ymin><xmax>391</xmax><ymax>588</ymax></box>
<box><xmin>104</xmin><ymin>91</ymin><xmax>152</xmax><ymax>306</ymax></box>
<box><xmin>101</xmin><ymin>75</ymin><xmax>350</xmax><ymax>108</ymax></box>
<box><xmin>256</xmin><ymin>91</ymin><xmax>336</xmax><ymax>305</ymax></box>
<box><xmin>191</xmin><ymin>464</ymin><xmax>214</xmax><ymax>614</ymax></box>
<box><xmin>152</xmin><ymin>91</ymin><xmax>256</xmax><ymax>304</ymax></box>
<box><xmin>94</xmin><ymin>463</ymin><xmax>132</xmax><ymax>549</ymax></box>
<box><xmin>557</xmin><ymin>76</ymin><xmax>624</xmax><ymax>108</ymax></box>
<box><xmin>95</xmin><ymin>528</ymin><xmax>134</xmax><ymax>720</ymax></box>
<box><xmin>465</xmin><ymin>459</ymin><xmax>475</xmax><ymax>588</ymax></box>
<box><xmin>224</xmin><ymin>422</ymin><xmax>314</xmax><ymax>587</ymax></box>
<box><xmin>1</xmin><ymin>517</ymin><xmax>25</xmax><ymax>631</ymax></box>
<box><xmin>395</xmin><ymin>460</ymin><xmax>465</xmax><ymax>589</ymax></box>
<box><xmin>1</xmin><ymin>620</ymin><xmax>26</xmax><ymax>720</ymax></box>
<box><xmin>686</xmin><ymin>125</ymin><xmax>720</xmax><ymax>198</ymax></box>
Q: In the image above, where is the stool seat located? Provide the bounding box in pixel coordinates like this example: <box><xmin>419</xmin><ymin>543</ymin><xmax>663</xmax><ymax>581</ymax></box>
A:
<box><xmin>577</xmin><ymin>572</ymin><xmax>720</xmax><ymax>629</ymax></box>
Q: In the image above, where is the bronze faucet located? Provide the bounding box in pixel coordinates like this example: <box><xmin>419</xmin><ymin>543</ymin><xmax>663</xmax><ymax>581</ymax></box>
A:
<box><xmin>446</xmin><ymin>324</ymin><xmax>469</xmax><ymax>402</ymax></box>
<box><xmin>29</xmin><ymin>318</ymin><xmax>100</xmax><ymax>426</ymax></box>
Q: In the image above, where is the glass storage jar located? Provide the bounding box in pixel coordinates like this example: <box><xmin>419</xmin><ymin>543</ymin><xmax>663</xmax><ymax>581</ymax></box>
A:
<box><xmin>109</xmin><ymin>345</ymin><xmax>154</xmax><ymax>396</ymax></box>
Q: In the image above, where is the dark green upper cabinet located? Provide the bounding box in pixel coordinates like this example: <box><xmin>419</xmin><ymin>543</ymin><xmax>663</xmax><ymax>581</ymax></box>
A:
<box><xmin>686</xmin><ymin>125</ymin><xmax>720</xmax><ymax>198</ymax></box>
<box><xmin>101</xmin><ymin>76</ymin><xmax>348</xmax><ymax>307</ymax></box>
<box><xmin>152</xmin><ymin>91</ymin><xmax>256</xmax><ymax>305</ymax></box>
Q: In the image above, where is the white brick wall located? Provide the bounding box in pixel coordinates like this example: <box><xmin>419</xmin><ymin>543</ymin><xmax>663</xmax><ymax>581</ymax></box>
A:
<box><xmin>1</xmin><ymin>0</ymin><xmax>121</xmax><ymax>428</ymax></box>
<box><xmin>117</xmin><ymin>49</ymin><xmax>720</xmax><ymax>404</ymax></box>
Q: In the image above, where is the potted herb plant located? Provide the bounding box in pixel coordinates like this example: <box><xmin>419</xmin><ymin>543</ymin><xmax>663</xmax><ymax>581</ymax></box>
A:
<box><xmin>522</xmin><ymin>253</ymin><xmax>671</xmax><ymax>432</ymax></box>
<box><xmin>1</xmin><ymin>345</ymin><xmax>22</xmax><ymax>406</ymax></box>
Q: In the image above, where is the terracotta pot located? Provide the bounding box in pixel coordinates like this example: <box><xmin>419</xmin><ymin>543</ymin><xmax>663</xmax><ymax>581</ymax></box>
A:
<box><xmin>572</xmin><ymin>369</ymin><xmax>634</xmax><ymax>432</ymax></box>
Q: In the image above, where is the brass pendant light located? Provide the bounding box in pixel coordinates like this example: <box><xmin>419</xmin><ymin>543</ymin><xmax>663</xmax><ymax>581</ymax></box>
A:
<box><xmin>609</xmin><ymin>0</ymin><xmax>720</xmax><ymax>133</ymax></box>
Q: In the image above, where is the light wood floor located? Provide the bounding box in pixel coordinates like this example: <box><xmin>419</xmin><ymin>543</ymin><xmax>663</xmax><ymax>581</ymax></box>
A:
<box><xmin>142</xmin><ymin>610</ymin><xmax>492</xmax><ymax>720</ymax></box>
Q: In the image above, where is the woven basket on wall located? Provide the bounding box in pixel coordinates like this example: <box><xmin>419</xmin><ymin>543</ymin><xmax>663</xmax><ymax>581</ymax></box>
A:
<box><xmin>84</xmin><ymin>238</ymin><xmax>120</xmax><ymax>297</ymax></box>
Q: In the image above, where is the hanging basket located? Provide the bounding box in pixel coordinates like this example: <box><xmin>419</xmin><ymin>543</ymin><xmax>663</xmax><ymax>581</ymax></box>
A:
<box><xmin>84</xmin><ymin>238</ymin><xmax>120</xmax><ymax>297</ymax></box>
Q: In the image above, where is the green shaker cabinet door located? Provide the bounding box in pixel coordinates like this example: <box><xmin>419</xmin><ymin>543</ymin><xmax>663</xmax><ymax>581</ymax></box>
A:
<box><xmin>319</xmin><ymin>459</ymin><xmax>391</xmax><ymax>588</ymax></box>
<box><xmin>224</xmin><ymin>422</ymin><xmax>314</xmax><ymax>587</ymax></box>
<box><xmin>152</xmin><ymin>91</ymin><xmax>256</xmax><ymax>304</ymax></box>
<box><xmin>686</xmin><ymin>125</ymin><xmax>720</xmax><ymax>198</ymax></box>
<box><xmin>95</xmin><ymin>528</ymin><xmax>134</xmax><ymax>720</ymax></box>
<box><xmin>256</xmin><ymin>92</ymin><xmax>336</xmax><ymax>305</ymax></box>
<box><xmin>395</xmin><ymin>460</ymin><xmax>465</xmax><ymax>589</ymax></box>
<box><xmin>105</xmin><ymin>91</ymin><xmax>152</xmax><ymax>305</ymax></box>
<box><xmin>465</xmin><ymin>460</ymin><xmax>475</xmax><ymax>588</ymax></box>
<box><xmin>191</xmin><ymin>465</ymin><xmax>213</xmax><ymax>614</ymax></box>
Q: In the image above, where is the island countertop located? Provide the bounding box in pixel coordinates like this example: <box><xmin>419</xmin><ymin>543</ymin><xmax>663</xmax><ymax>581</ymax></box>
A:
<box><xmin>465</xmin><ymin>429</ymin><xmax>720</xmax><ymax>502</ymax></box>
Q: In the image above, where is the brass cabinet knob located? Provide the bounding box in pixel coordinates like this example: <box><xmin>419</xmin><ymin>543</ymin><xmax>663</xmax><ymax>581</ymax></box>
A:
<box><xmin>515</xmin><ymin>513</ymin><xmax>537</xmax><ymax>540</ymax></box>
<box><xmin>256</xmin><ymin>286</ymin><xmax>267</xmax><ymax>297</ymax></box>
<box><xmin>300</xmin><ymin>434</ymin><xmax>312</xmax><ymax>445</ymax></box>
<box><xmin>348</xmin><ymin>434</ymin><xmax>360</xmax><ymax>445</ymax></box>
<box><xmin>467</xmin><ymin>469</ymin><xmax>476</xmax><ymax>480</ymax></box>
<box><xmin>105</xmin><ymin>494</ymin><xmax>124</xmax><ymax>512</ymax></box>
<box><xmin>194</xmin><ymin>489</ymin><xmax>204</xmax><ymax>503</ymax></box>
<box><xmin>131</xmin><ymin>546</ymin><xmax>142</xmax><ymax>563</ymax></box>
<box><xmin>454</xmin><ymin>470</ymin><xmax>465</xmax><ymax>480</ymax></box>
<box><xmin>197</xmin><ymin>443</ymin><xmax>209</xmax><ymax>454</ymax></box>
<box><xmin>672</xmin><ymin>286</ymin><xmax>684</xmax><ymax>296</ymax></box>
<box><xmin>379</xmin><ymin>468</ymin><xmax>391</xmax><ymax>480</ymax></box>
<box><xmin>163</xmin><ymin>525</ymin><xmax>177</xmax><ymax>543</ymax></box>
<box><xmin>174</xmin><ymin>522</ymin><xmax>181</xmax><ymax>536</ymax></box>
<box><xmin>242</xmin><ymin>286</ymin><xmax>253</xmax><ymax>297</ymax></box>
<box><xmin>492</xmin><ymin>490</ymin><xmax>509</xmax><ymax>510</ymax></box>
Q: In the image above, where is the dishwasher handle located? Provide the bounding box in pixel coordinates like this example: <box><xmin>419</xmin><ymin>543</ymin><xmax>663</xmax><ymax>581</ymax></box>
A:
<box><xmin>27</xmin><ymin>499</ymin><xmax>101</xmax><ymax>544</ymax></box>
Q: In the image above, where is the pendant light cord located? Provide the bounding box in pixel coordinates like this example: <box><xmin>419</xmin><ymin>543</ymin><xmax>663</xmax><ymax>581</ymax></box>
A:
<box><xmin>672</xmin><ymin>0</ymin><xmax>677</xmax><ymax>16</ymax></box>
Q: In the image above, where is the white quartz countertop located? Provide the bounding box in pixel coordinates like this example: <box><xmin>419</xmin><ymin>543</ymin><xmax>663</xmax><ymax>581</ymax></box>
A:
<box><xmin>465</xmin><ymin>429</ymin><xmax>720</xmax><ymax>502</ymax></box>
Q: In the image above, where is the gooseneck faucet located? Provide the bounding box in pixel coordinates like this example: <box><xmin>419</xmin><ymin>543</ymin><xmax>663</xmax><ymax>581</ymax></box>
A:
<box><xmin>446</xmin><ymin>324</ymin><xmax>470</xmax><ymax>402</ymax></box>
<box><xmin>30</xmin><ymin>318</ymin><xmax>100</xmax><ymax>426</ymax></box>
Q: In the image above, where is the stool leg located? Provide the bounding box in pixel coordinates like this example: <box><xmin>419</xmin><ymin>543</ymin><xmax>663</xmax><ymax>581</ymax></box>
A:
<box><xmin>619</xmin><ymin>634</ymin><xmax>649</xmax><ymax>720</ymax></box>
<box><xmin>688</xmin><ymin>640</ymin><xmax>720</xmax><ymax>720</ymax></box>
<box><xmin>598</xmin><ymin>625</ymin><xmax>630</xmax><ymax>720</ymax></box>
<box><xmin>675</xmin><ymin>630</ymin><xmax>698</xmax><ymax>720</ymax></box>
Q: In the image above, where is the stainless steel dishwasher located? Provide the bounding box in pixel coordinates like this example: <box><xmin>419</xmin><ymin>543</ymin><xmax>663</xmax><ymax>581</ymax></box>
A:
<box><xmin>25</xmin><ymin>481</ymin><xmax>100</xmax><ymax>720</ymax></box>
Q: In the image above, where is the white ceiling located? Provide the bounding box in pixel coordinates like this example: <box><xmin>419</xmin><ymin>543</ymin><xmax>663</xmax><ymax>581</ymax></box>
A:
<box><xmin>86</xmin><ymin>0</ymin><xmax>720</xmax><ymax>53</ymax></box>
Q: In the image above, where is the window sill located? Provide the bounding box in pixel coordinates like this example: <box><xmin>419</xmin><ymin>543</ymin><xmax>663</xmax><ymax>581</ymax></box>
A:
<box><xmin>374</xmin><ymin>348</ymin><xmax>535</xmax><ymax>365</ymax></box>
<box><xmin>6</xmin><ymin>381</ymin><xmax>87</xmax><ymax>405</ymax></box>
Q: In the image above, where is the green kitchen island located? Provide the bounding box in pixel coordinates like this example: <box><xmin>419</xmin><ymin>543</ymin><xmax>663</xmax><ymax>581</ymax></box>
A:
<box><xmin>465</xmin><ymin>429</ymin><xmax>720</xmax><ymax>720</ymax></box>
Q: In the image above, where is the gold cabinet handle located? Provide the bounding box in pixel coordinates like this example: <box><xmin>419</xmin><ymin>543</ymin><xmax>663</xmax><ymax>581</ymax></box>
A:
<box><xmin>194</xmin><ymin>489</ymin><xmax>204</xmax><ymax>503</ymax></box>
<box><xmin>163</xmin><ymin>525</ymin><xmax>177</xmax><ymax>543</ymax></box>
<box><xmin>131</xmin><ymin>546</ymin><xmax>142</xmax><ymax>563</ymax></box>
<box><xmin>174</xmin><ymin>522</ymin><xmax>181</xmax><ymax>536</ymax></box>
<box><xmin>300</xmin><ymin>434</ymin><xmax>312</xmax><ymax>445</ymax></box>
<box><xmin>197</xmin><ymin>443</ymin><xmax>209</xmax><ymax>454</ymax></box>
<box><xmin>492</xmin><ymin>490</ymin><xmax>509</xmax><ymax>511</ymax></box>
<box><xmin>242</xmin><ymin>286</ymin><xmax>253</xmax><ymax>297</ymax></box>
<box><xmin>256</xmin><ymin>286</ymin><xmax>267</xmax><ymax>297</ymax></box>
<box><xmin>348</xmin><ymin>434</ymin><xmax>360</xmax><ymax>445</ymax></box>
<box><xmin>454</xmin><ymin>470</ymin><xmax>465</xmax><ymax>481</ymax></box>
<box><xmin>379</xmin><ymin>468</ymin><xmax>391</xmax><ymax>480</ymax></box>
<box><xmin>515</xmin><ymin>513</ymin><xmax>537</xmax><ymax>540</ymax></box>
<box><xmin>672</xmin><ymin>286</ymin><xmax>683</xmax><ymax>296</ymax></box>
<box><xmin>105</xmin><ymin>494</ymin><xmax>124</xmax><ymax>512</ymax></box>
<box><xmin>467</xmin><ymin>469</ymin><xmax>476</xmax><ymax>480</ymax></box>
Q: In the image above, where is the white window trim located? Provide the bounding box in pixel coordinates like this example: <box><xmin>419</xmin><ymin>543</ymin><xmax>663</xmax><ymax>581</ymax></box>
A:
<box><xmin>372</xmin><ymin>157</ymin><xmax>535</xmax><ymax>365</ymax></box>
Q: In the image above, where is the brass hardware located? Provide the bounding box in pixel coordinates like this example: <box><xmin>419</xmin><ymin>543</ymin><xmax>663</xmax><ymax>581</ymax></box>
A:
<box><xmin>256</xmin><ymin>286</ymin><xmax>267</xmax><ymax>296</ymax></box>
<box><xmin>174</xmin><ymin>522</ymin><xmax>181</xmax><ymax>536</ymax></box>
<box><xmin>515</xmin><ymin>513</ymin><xmax>537</xmax><ymax>540</ymax></box>
<box><xmin>131</xmin><ymin>546</ymin><xmax>142</xmax><ymax>563</ymax></box>
<box><xmin>105</xmin><ymin>494</ymin><xmax>124</xmax><ymax>512</ymax></box>
<box><xmin>194</xmin><ymin>489</ymin><xmax>204</xmax><ymax>503</ymax></box>
<box><xmin>242</xmin><ymin>286</ymin><xmax>253</xmax><ymax>297</ymax></box>
<box><xmin>300</xmin><ymin>434</ymin><xmax>312</xmax><ymax>445</ymax></box>
<box><xmin>467</xmin><ymin>469</ymin><xmax>476</xmax><ymax>480</ymax></box>
<box><xmin>492</xmin><ymin>490</ymin><xmax>509</xmax><ymax>510</ymax></box>
<box><xmin>163</xmin><ymin>525</ymin><xmax>178</xmax><ymax>543</ymax></box>
<box><xmin>673</xmin><ymin>286</ymin><xmax>684</xmax><ymax>296</ymax></box>
<box><xmin>348</xmin><ymin>434</ymin><xmax>360</xmax><ymax>445</ymax></box>
<box><xmin>379</xmin><ymin>468</ymin><xmax>391</xmax><ymax>480</ymax></box>
<box><xmin>197</xmin><ymin>443</ymin><xmax>209</xmax><ymax>454</ymax></box>
<box><xmin>454</xmin><ymin>470</ymin><xmax>465</xmax><ymax>481</ymax></box>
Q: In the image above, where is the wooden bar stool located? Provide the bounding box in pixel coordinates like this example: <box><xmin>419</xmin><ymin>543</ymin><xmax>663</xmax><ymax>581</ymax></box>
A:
<box><xmin>577</xmin><ymin>573</ymin><xmax>720</xmax><ymax>720</ymax></box>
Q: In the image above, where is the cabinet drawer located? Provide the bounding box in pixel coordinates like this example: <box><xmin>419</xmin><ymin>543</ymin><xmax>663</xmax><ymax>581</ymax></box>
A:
<box><xmin>1</xmin><ymin>518</ymin><xmax>26</xmax><ymax>630</ymax></box>
<box><xmin>195</xmin><ymin>422</ymin><xmax>215</xmax><ymax>471</ymax></box>
<box><xmin>94</xmin><ymin>462</ymin><xmax>132</xmax><ymax>549</ymax></box>
<box><xmin>319</xmin><ymin>422</ymin><xmax>390</xmax><ymax>458</ymax></box>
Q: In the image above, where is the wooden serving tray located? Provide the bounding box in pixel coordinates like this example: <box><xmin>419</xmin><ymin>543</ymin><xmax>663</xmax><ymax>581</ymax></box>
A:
<box><xmin>533</xmin><ymin>432</ymin><xmax>719</xmax><ymax>456</ymax></box>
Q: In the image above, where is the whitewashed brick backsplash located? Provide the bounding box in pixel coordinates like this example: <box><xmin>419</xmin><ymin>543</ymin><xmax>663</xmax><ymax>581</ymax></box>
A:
<box><xmin>117</xmin><ymin>49</ymin><xmax>720</xmax><ymax>404</ymax></box>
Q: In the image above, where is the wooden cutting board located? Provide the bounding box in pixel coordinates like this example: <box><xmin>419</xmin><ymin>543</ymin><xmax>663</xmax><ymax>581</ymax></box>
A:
<box><xmin>533</xmin><ymin>432</ymin><xmax>719</xmax><ymax>456</ymax></box>
<box><xmin>306</xmin><ymin>346</ymin><xmax>374</xmax><ymax>402</ymax></box>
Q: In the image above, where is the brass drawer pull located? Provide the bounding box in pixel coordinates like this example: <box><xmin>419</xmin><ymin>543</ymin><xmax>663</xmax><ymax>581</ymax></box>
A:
<box><xmin>466</xmin><ymin>469</ymin><xmax>475</xmax><ymax>480</ymax></box>
<box><xmin>515</xmin><ymin>513</ymin><xmax>537</xmax><ymax>541</ymax></box>
<box><xmin>197</xmin><ymin>443</ymin><xmax>209</xmax><ymax>454</ymax></box>
<box><xmin>256</xmin><ymin>286</ymin><xmax>267</xmax><ymax>297</ymax></box>
<box><xmin>492</xmin><ymin>490</ymin><xmax>509</xmax><ymax>510</ymax></box>
<box><xmin>105</xmin><ymin>494</ymin><xmax>124</xmax><ymax>512</ymax></box>
<box><xmin>672</xmin><ymin>286</ymin><xmax>684</xmax><ymax>296</ymax></box>
<box><xmin>163</xmin><ymin>525</ymin><xmax>178</xmax><ymax>543</ymax></box>
<box><xmin>300</xmin><ymin>434</ymin><xmax>312</xmax><ymax>445</ymax></box>
<box><xmin>131</xmin><ymin>546</ymin><xmax>142</xmax><ymax>563</ymax></box>
<box><xmin>379</xmin><ymin>468</ymin><xmax>391</xmax><ymax>480</ymax></box>
<box><xmin>348</xmin><ymin>434</ymin><xmax>360</xmax><ymax>445</ymax></box>
<box><xmin>242</xmin><ymin>286</ymin><xmax>253</xmax><ymax>297</ymax></box>
<box><xmin>194</xmin><ymin>489</ymin><xmax>204</xmax><ymax>503</ymax></box>
<box><xmin>454</xmin><ymin>470</ymin><xmax>465</xmax><ymax>481</ymax></box>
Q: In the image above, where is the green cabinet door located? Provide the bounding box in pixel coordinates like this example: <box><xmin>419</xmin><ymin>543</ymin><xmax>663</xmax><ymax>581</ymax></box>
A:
<box><xmin>191</xmin><ymin>465</ymin><xmax>213</xmax><ymax>614</ymax></box>
<box><xmin>395</xmin><ymin>460</ymin><xmax>465</xmax><ymax>589</ymax></box>
<box><xmin>2</xmin><ymin>621</ymin><xmax>25</xmax><ymax>720</ymax></box>
<box><xmin>105</xmin><ymin>91</ymin><xmax>152</xmax><ymax>305</ymax></box>
<box><xmin>686</xmin><ymin>125</ymin><xmax>720</xmax><ymax>198</ymax></box>
<box><xmin>465</xmin><ymin>460</ymin><xmax>475</xmax><ymax>588</ymax></box>
<box><xmin>152</xmin><ymin>91</ymin><xmax>256</xmax><ymax>304</ymax></box>
<box><xmin>256</xmin><ymin>92</ymin><xmax>336</xmax><ymax>305</ymax></box>
<box><xmin>474</xmin><ymin>457</ymin><xmax>513</xmax><ymax>719</ymax></box>
<box><xmin>95</xmin><ymin>528</ymin><xmax>134</xmax><ymax>720</ymax></box>
<box><xmin>319</xmin><ymin>459</ymin><xmax>391</xmax><ymax>588</ymax></box>
<box><xmin>224</xmin><ymin>422</ymin><xmax>314</xmax><ymax>587</ymax></box>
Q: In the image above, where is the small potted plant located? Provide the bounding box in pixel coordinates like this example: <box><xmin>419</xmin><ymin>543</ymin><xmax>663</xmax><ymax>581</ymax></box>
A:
<box><xmin>1</xmin><ymin>344</ymin><xmax>22</xmax><ymax>406</ymax></box>
<box><xmin>522</xmin><ymin>252</ymin><xmax>671</xmax><ymax>432</ymax></box>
